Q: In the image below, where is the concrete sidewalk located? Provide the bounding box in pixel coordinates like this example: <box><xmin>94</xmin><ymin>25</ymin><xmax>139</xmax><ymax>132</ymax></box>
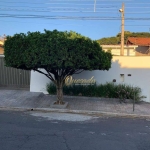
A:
<box><xmin>0</xmin><ymin>90</ymin><xmax>150</xmax><ymax>118</ymax></box>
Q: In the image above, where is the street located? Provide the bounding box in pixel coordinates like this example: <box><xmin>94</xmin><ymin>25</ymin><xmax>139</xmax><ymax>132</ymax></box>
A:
<box><xmin>0</xmin><ymin>110</ymin><xmax>150</xmax><ymax>150</ymax></box>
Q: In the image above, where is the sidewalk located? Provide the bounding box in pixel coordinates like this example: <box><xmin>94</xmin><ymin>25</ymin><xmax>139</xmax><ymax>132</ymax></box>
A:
<box><xmin>0</xmin><ymin>90</ymin><xmax>150</xmax><ymax>118</ymax></box>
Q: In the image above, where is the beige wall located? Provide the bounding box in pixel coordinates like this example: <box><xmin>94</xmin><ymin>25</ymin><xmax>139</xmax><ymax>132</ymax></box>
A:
<box><xmin>113</xmin><ymin>56</ymin><xmax>150</xmax><ymax>68</ymax></box>
<box><xmin>102</xmin><ymin>45</ymin><xmax>150</xmax><ymax>56</ymax></box>
<box><xmin>0</xmin><ymin>41</ymin><xmax>3</xmax><ymax>45</ymax></box>
<box><xmin>102</xmin><ymin>45</ymin><xmax>137</xmax><ymax>56</ymax></box>
<box><xmin>0</xmin><ymin>47</ymin><xmax>4</xmax><ymax>55</ymax></box>
<box><xmin>0</xmin><ymin>41</ymin><xmax>4</xmax><ymax>55</ymax></box>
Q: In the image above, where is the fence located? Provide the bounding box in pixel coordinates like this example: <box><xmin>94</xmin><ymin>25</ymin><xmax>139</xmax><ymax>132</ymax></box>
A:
<box><xmin>0</xmin><ymin>56</ymin><xmax>30</xmax><ymax>89</ymax></box>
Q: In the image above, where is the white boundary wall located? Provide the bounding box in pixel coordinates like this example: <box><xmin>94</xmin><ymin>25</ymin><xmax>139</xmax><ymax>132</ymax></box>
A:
<box><xmin>30</xmin><ymin>56</ymin><xmax>150</xmax><ymax>102</ymax></box>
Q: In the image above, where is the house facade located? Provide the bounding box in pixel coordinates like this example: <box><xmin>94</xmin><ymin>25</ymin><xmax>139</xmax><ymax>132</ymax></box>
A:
<box><xmin>127</xmin><ymin>37</ymin><xmax>150</xmax><ymax>56</ymax></box>
<box><xmin>102</xmin><ymin>45</ymin><xmax>136</xmax><ymax>56</ymax></box>
<box><xmin>102</xmin><ymin>37</ymin><xmax>150</xmax><ymax>56</ymax></box>
<box><xmin>0</xmin><ymin>40</ymin><xmax>4</xmax><ymax>55</ymax></box>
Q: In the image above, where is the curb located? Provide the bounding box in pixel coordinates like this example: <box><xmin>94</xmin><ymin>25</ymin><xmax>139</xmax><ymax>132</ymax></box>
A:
<box><xmin>0</xmin><ymin>106</ymin><xmax>150</xmax><ymax>119</ymax></box>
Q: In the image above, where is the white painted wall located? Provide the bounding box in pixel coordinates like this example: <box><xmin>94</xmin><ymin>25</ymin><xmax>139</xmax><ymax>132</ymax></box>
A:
<box><xmin>30</xmin><ymin>69</ymin><xmax>49</xmax><ymax>94</ymax></box>
<box><xmin>30</xmin><ymin>56</ymin><xmax>150</xmax><ymax>102</ymax></box>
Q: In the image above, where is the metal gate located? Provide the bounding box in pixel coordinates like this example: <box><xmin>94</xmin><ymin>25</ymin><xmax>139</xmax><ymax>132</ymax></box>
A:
<box><xmin>0</xmin><ymin>56</ymin><xmax>30</xmax><ymax>89</ymax></box>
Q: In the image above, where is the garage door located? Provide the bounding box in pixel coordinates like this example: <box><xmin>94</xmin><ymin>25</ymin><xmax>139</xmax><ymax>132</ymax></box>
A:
<box><xmin>0</xmin><ymin>56</ymin><xmax>30</xmax><ymax>89</ymax></box>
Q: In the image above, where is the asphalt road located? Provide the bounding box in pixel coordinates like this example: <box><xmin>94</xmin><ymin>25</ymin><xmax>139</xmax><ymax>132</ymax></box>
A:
<box><xmin>0</xmin><ymin>110</ymin><xmax>150</xmax><ymax>150</ymax></box>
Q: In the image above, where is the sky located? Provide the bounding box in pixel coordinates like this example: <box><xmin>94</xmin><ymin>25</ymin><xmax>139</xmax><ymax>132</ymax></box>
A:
<box><xmin>1</xmin><ymin>0</ymin><xmax>150</xmax><ymax>40</ymax></box>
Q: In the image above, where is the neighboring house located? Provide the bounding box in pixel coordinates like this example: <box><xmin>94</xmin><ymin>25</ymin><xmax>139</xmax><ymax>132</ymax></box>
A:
<box><xmin>102</xmin><ymin>45</ymin><xmax>137</xmax><ymax>56</ymax></box>
<box><xmin>102</xmin><ymin>37</ymin><xmax>150</xmax><ymax>56</ymax></box>
<box><xmin>0</xmin><ymin>40</ymin><xmax>4</xmax><ymax>55</ymax></box>
<box><xmin>126</xmin><ymin>37</ymin><xmax>150</xmax><ymax>56</ymax></box>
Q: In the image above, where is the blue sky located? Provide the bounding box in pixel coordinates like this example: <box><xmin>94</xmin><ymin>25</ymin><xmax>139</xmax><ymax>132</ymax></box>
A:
<box><xmin>0</xmin><ymin>0</ymin><xmax>150</xmax><ymax>40</ymax></box>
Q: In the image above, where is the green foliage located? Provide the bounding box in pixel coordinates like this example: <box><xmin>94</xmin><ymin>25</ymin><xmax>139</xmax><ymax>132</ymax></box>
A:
<box><xmin>97</xmin><ymin>37</ymin><xmax>120</xmax><ymax>45</ymax></box>
<box><xmin>4</xmin><ymin>29</ymin><xmax>113</xmax><ymax>102</ymax></box>
<box><xmin>97</xmin><ymin>31</ymin><xmax>150</xmax><ymax>45</ymax></box>
<box><xmin>46</xmin><ymin>82</ymin><xmax>57</xmax><ymax>95</ymax></box>
<box><xmin>107</xmin><ymin>48</ymin><xmax>112</xmax><ymax>53</ymax></box>
<box><xmin>4</xmin><ymin>29</ymin><xmax>112</xmax><ymax>71</ymax></box>
<box><xmin>46</xmin><ymin>82</ymin><xmax>145</xmax><ymax>103</ymax></box>
<box><xmin>115</xmin><ymin>84</ymin><xmax>146</xmax><ymax>102</ymax></box>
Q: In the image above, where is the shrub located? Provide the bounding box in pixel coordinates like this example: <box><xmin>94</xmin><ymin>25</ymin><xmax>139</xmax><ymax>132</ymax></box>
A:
<box><xmin>46</xmin><ymin>82</ymin><xmax>56</xmax><ymax>95</ymax></box>
<box><xmin>115</xmin><ymin>84</ymin><xmax>145</xmax><ymax>103</ymax></box>
<box><xmin>46</xmin><ymin>82</ymin><xmax>145</xmax><ymax>103</ymax></box>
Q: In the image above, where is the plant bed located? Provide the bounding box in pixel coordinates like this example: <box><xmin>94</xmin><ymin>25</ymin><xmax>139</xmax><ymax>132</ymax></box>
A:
<box><xmin>50</xmin><ymin>101</ymin><xmax>68</xmax><ymax>109</ymax></box>
<box><xmin>47</xmin><ymin>82</ymin><xmax>146</xmax><ymax>103</ymax></box>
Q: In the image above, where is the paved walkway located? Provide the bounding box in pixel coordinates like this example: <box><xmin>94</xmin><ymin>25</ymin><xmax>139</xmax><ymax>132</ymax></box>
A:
<box><xmin>0</xmin><ymin>90</ymin><xmax>150</xmax><ymax>118</ymax></box>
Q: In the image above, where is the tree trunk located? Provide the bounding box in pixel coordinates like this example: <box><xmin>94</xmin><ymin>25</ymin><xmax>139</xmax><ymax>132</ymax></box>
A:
<box><xmin>56</xmin><ymin>82</ymin><xmax>64</xmax><ymax>104</ymax></box>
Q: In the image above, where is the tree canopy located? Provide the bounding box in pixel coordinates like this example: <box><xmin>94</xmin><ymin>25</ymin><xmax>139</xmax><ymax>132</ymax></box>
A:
<box><xmin>4</xmin><ymin>29</ymin><xmax>112</xmax><ymax>103</ymax></box>
<box><xmin>97</xmin><ymin>31</ymin><xmax>150</xmax><ymax>45</ymax></box>
<box><xmin>96</xmin><ymin>37</ymin><xmax>120</xmax><ymax>45</ymax></box>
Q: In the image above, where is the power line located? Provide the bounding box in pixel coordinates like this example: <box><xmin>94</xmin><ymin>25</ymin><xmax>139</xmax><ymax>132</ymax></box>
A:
<box><xmin>1</xmin><ymin>7</ymin><xmax>150</xmax><ymax>14</ymax></box>
<box><xmin>1</xmin><ymin>19</ymin><xmax>150</xmax><ymax>28</ymax></box>
<box><xmin>1</xmin><ymin>2</ymin><xmax>150</xmax><ymax>35</ymax></box>
<box><xmin>1</xmin><ymin>18</ymin><xmax>148</xmax><ymax>23</ymax></box>
<box><xmin>126</xmin><ymin>7</ymin><xmax>150</xmax><ymax>8</ymax></box>
<box><xmin>126</xmin><ymin>25</ymin><xmax>150</xmax><ymax>26</ymax></box>
<box><xmin>1</xmin><ymin>4</ymin><xmax>116</xmax><ymax>9</ymax></box>
<box><xmin>0</xmin><ymin>6</ymin><xmax>115</xmax><ymax>10</ymax></box>
<box><xmin>0</xmin><ymin>0</ymin><xmax>133</xmax><ymax>2</ymax></box>
<box><xmin>0</xmin><ymin>9</ymin><xmax>120</xmax><ymax>13</ymax></box>
<box><xmin>1</xmin><ymin>14</ymin><xmax>150</xmax><ymax>21</ymax></box>
<box><xmin>1</xmin><ymin>2</ymin><xmax>148</xmax><ymax>6</ymax></box>
<box><xmin>1</xmin><ymin>6</ymin><xmax>150</xmax><ymax>10</ymax></box>
<box><xmin>0</xmin><ymin>3</ymin><xmax>119</xmax><ymax>6</ymax></box>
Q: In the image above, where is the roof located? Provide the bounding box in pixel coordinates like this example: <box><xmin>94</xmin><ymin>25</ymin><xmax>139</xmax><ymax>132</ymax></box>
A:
<box><xmin>127</xmin><ymin>37</ymin><xmax>150</xmax><ymax>46</ymax></box>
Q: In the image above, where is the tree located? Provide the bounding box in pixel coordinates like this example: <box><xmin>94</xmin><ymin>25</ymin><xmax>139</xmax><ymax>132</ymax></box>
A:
<box><xmin>97</xmin><ymin>37</ymin><xmax>120</xmax><ymax>45</ymax></box>
<box><xmin>4</xmin><ymin>29</ymin><xmax>112</xmax><ymax>104</ymax></box>
<box><xmin>97</xmin><ymin>31</ymin><xmax>150</xmax><ymax>45</ymax></box>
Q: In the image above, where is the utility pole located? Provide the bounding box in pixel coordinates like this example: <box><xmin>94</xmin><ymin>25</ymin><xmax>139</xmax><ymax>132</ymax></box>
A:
<box><xmin>119</xmin><ymin>3</ymin><xmax>125</xmax><ymax>56</ymax></box>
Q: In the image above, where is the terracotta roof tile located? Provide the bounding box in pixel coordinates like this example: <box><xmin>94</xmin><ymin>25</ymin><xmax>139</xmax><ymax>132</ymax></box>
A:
<box><xmin>127</xmin><ymin>37</ymin><xmax>150</xmax><ymax>46</ymax></box>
